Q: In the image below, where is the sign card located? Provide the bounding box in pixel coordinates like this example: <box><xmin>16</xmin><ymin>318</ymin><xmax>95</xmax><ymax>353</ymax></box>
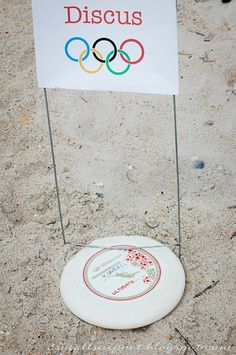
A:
<box><xmin>32</xmin><ymin>0</ymin><xmax>179</xmax><ymax>94</ymax></box>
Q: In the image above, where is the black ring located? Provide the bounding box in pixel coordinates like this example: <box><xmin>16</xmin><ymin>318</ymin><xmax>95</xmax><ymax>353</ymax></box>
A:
<box><xmin>92</xmin><ymin>38</ymin><xmax>117</xmax><ymax>63</ymax></box>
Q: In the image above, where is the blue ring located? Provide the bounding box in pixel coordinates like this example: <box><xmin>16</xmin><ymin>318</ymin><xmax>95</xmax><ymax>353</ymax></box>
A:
<box><xmin>65</xmin><ymin>37</ymin><xmax>90</xmax><ymax>62</ymax></box>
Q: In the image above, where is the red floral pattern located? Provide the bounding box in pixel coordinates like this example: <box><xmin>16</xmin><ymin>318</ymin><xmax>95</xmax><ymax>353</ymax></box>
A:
<box><xmin>126</xmin><ymin>249</ymin><xmax>156</xmax><ymax>284</ymax></box>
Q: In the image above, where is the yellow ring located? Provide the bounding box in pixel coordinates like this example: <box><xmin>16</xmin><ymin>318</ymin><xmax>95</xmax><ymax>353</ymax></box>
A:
<box><xmin>79</xmin><ymin>48</ymin><xmax>104</xmax><ymax>74</ymax></box>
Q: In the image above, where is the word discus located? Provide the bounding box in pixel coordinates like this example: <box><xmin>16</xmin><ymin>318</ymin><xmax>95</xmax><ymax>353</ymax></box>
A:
<box><xmin>32</xmin><ymin>0</ymin><xmax>179</xmax><ymax>95</ymax></box>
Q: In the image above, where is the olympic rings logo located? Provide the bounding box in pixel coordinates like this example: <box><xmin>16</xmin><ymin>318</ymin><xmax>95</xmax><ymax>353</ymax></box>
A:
<box><xmin>65</xmin><ymin>37</ymin><xmax>145</xmax><ymax>75</ymax></box>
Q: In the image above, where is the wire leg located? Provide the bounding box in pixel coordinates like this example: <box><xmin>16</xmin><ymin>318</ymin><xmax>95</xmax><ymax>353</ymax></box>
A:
<box><xmin>44</xmin><ymin>88</ymin><xmax>66</xmax><ymax>245</ymax></box>
<box><xmin>173</xmin><ymin>95</ymin><xmax>181</xmax><ymax>258</ymax></box>
<box><xmin>42</xmin><ymin>90</ymin><xmax>181</xmax><ymax>252</ymax></box>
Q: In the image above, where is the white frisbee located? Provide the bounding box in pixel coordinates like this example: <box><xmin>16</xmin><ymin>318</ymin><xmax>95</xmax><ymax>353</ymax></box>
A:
<box><xmin>60</xmin><ymin>236</ymin><xmax>185</xmax><ymax>329</ymax></box>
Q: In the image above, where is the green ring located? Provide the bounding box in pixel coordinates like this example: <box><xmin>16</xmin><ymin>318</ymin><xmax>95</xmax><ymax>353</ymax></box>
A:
<box><xmin>106</xmin><ymin>49</ymin><xmax>131</xmax><ymax>75</ymax></box>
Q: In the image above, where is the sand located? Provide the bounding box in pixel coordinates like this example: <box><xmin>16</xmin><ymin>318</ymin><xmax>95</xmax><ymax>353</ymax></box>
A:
<box><xmin>0</xmin><ymin>0</ymin><xmax>236</xmax><ymax>354</ymax></box>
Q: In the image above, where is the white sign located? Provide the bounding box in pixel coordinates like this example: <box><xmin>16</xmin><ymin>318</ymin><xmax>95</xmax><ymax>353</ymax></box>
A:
<box><xmin>32</xmin><ymin>0</ymin><xmax>178</xmax><ymax>95</ymax></box>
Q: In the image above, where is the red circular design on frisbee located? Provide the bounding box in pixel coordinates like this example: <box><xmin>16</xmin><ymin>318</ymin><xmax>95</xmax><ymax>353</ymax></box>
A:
<box><xmin>82</xmin><ymin>245</ymin><xmax>161</xmax><ymax>301</ymax></box>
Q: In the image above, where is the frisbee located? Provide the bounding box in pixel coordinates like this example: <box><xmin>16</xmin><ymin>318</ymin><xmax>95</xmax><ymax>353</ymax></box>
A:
<box><xmin>60</xmin><ymin>235</ymin><xmax>185</xmax><ymax>329</ymax></box>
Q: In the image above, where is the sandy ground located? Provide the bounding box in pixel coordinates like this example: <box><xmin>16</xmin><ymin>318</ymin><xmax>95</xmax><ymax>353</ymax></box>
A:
<box><xmin>0</xmin><ymin>0</ymin><xmax>236</xmax><ymax>354</ymax></box>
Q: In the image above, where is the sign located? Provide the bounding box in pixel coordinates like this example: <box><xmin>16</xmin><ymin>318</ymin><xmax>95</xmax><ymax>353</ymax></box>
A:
<box><xmin>32</xmin><ymin>0</ymin><xmax>178</xmax><ymax>95</ymax></box>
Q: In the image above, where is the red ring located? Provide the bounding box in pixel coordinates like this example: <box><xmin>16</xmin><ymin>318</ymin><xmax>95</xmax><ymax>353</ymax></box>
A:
<box><xmin>119</xmin><ymin>39</ymin><xmax>145</xmax><ymax>65</ymax></box>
